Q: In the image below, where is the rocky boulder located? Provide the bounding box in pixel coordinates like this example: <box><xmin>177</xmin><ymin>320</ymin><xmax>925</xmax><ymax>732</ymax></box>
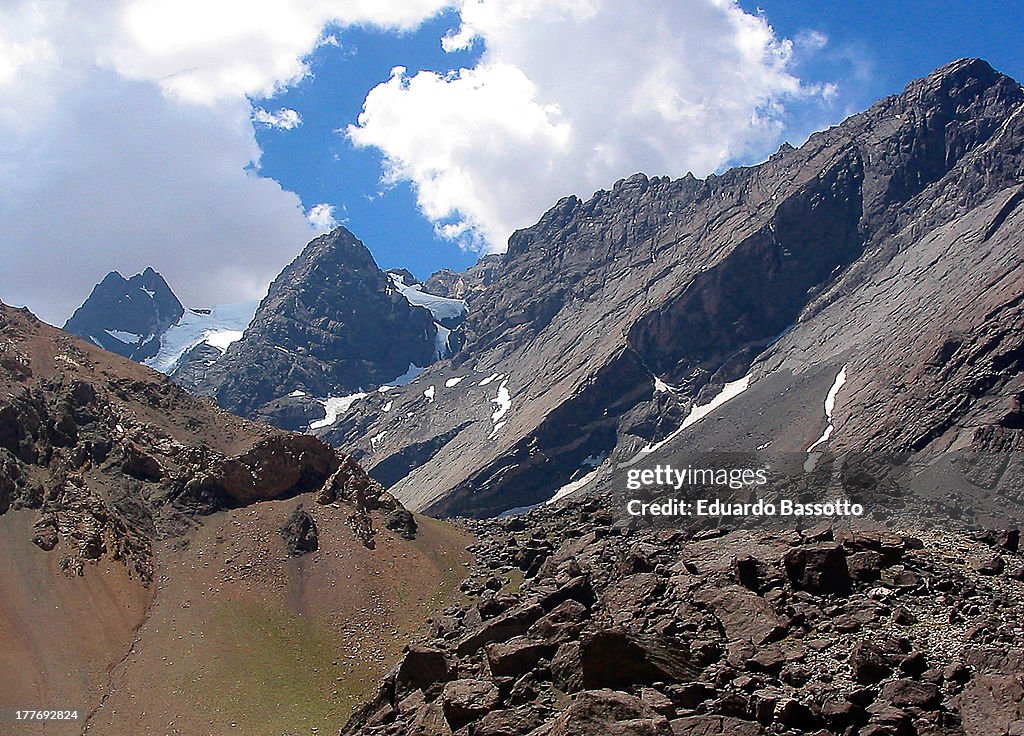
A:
<box><xmin>441</xmin><ymin>679</ymin><xmax>500</xmax><ymax>730</ymax></box>
<box><xmin>278</xmin><ymin>505</ymin><xmax>318</xmax><ymax>556</ymax></box>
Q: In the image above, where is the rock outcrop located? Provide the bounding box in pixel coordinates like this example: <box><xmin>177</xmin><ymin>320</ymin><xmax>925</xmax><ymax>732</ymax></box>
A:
<box><xmin>194</xmin><ymin>227</ymin><xmax>440</xmax><ymax>428</ymax></box>
<box><xmin>0</xmin><ymin>301</ymin><xmax>398</xmax><ymax>582</ymax></box>
<box><xmin>423</xmin><ymin>254</ymin><xmax>502</xmax><ymax>301</ymax></box>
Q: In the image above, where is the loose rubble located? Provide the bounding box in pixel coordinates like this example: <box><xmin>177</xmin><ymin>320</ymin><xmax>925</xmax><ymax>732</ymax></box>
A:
<box><xmin>343</xmin><ymin>496</ymin><xmax>1024</xmax><ymax>736</ymax></box>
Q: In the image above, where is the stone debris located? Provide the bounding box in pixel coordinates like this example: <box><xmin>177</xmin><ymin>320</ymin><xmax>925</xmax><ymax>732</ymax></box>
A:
<box><xmin>342</xmin><ymin>495</ymin><xmax>1024</xmax><ymax>735</ymax></box>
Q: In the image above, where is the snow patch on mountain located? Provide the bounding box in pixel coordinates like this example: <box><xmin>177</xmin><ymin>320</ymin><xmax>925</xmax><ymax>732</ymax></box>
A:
<box><xmin>388</xmin><ymin>273</ymin><xmax>467</xmax><ymax>323</ymax></box>
<box><xmin>805</xmin><ymin>366</ymin><xmax>849</xmax><ymax>471</ymax></box>
<box><xmin>548</xmin><ymin>452</ymin><xmax>609</xmax><ymax>504</ymax></box>
<box><xmin>491</xmin><ymin>380</ymin><xmax>511</xmax><ymax>422</ymax></box>
<box><xmin>310</xmin><ymin>392</ymin><xmax>368</xmax><ymax>430</ymax></box>
<box><xmin>622</xmin><ymin>372</ymin><xmax>754</xmax><ymax>466</ymax></box>
<box><xmin>390</xmin><ymin>363</ymin><xmax>424</xmax><ymax>386</ymax></box>
<box><xmin>548</xmin><ymin>466</ymin><xmax>601</xmax><ymax>504</ymax></box>
<box><xmin>105</xmin><ymin>329</ymin><xmax>143</xmax><ymax>344</ymax></box>
<box><xmin>435</xmin><ymin>323</ymin><xmax>452</xmax><ymax>358</ymax></box>
<box><xmin>205</xmin><ymin>330</ymin><xmax>244</xmax><ymax>351</ymax></box>
<box><xmin>144</xmin><ymin>301</ymin><xmax>258</xmax><ymax>374</ymax></box>
<box><xmin>675</xmin><ymin>373</ymin><xmax>753</xmax><ymax>436</ymax></box>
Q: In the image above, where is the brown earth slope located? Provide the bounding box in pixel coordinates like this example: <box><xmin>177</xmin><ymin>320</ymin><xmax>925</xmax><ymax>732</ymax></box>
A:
<box><xmin>0</xmin><ymin>303</ymin><xmax>471</xmax><ymax>735</ymax></box>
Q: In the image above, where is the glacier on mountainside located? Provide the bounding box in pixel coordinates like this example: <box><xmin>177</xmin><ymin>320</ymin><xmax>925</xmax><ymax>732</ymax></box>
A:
<box><xmin>144</xmin><ymin>301</ymin><xmax>258</xmax><ymax>374</ymax></box>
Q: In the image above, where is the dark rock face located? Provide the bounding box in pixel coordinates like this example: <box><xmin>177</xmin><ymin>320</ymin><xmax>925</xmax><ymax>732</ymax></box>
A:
<box><xmin>165</xmin><ymin>342</ymin><xmax>223</xmax><ymax>393</ymax></box>
<box><xmin>485</xmin><ymin>636</ymin><xmax>555</xmax><ymax>677</ymax></box>
<box><xmin>422</xmin><ymin>254</ymin><xmax>502</xmax><ymax>301</ymax></box>
<box><xmin>195</xmin><ymin>227</ymin><xmax>439</xmax><ymax>421</ymax></box>
<box><xmin>64</xmin><ymin>268</ymin><xmax>183</xmax><ymax>361</ymax></box>
<box><xmin>384</xmin><ymin>508</ymin><xmax>418</xmax><ymax>540</ymax></box>
<box><xmin>545</xmin><ymin>689</ymin><xmax>673</xmax><ymax>736</ymax></box>
<box><xmin>278</xmin><ymin>505</ymin><xmax>318</xmax><ymax>555</ymax></box>
<box><xmin>440</xmin><ymin>679</ymin><xmax>500</xmax><ymax>730</ymax></box>
<box><xmin>341</xmin><ymin>495</ymin><xmax>1024</xmax><ymax>736</ymax></box>
<box><xmin>851</xmin><ymin>640</ymin><xmax>899</xmax><ymax>684</ymax></box>
<box><xmin>324</xmin><ymin>59</ymin><xmax>1024</xmax><ymax>519</ymax></box>
<box><xmin>578</xmin><ymin>629</ymin><xmax>699</xmax><ymax>689</ymax></box>
<box><xmin>395</xmin><ymin>646</ymin><xmax>450</xmax><ymax>699</ymax></box>
<box><xmin>783</xmin><ymin>544</ymin><xmax>852</xmax><ymax>594</ymax></box>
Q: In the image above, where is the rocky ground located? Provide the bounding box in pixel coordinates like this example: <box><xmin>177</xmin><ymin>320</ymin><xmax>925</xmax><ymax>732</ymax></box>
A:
<box><xmin>342</xmin><ymin>495</ymin><xmax>1024</xmax><ymax>736</ymax></box>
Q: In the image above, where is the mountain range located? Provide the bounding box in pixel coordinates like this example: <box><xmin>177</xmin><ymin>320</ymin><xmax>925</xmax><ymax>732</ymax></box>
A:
<box><xmin>7</xmin><ymin>56</ymin><xmax>1024</xmax><ymax>736</ymax></box>
<box><xmin>323</xmin><ymin>58</ymin><xmax>1024</xmax><ymax>518</ymax></box>
<box><xmin>64</xmin><ymin>59</ymin><xmax>1024</xmax><ymax>523</ymax></box>
<box><xmin>0</xmin><ymin>301</ymin><xmax>469</xmax><ymax>734</ymax></box>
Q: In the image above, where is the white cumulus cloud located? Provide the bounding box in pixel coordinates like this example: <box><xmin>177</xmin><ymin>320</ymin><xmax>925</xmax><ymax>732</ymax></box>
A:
<box><xmin>103</xmin><ymin>0</ymin><xmax>456</xmax><ymax>104</ymax></box>
<box><xmin>307</xmin><ymin>203</ymin><xmax>340</xmax><ymax>231</ymax></box>
<box><xmin>0</xmin><ymin>0</ymin><xmax>831</xmax><ymax>324</ymax></box>
<box><xmin>348</xmin><ymin>0</ymin><xmax>822</xmax><ymax>253</ymax></box>
<box><xmin>0</xmin><ymin>0</ymin><xmax>453</xmax><ymax>323</ymax></box>
<box><xmin>253</xmin><ymin>106</ymin><xmax>303</xmax><ymax>129</ymax></box>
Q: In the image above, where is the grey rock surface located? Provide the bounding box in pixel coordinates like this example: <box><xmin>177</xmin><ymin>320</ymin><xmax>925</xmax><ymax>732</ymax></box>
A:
<box><xmin>194</xmin><ymin>227</ymin><xmax>440</xmax><ymax>422</ymax></box>
<box><xmin>322</xmin><ymin>59</ymin><xmax>1024</xmax><ymax>519</ymax></box>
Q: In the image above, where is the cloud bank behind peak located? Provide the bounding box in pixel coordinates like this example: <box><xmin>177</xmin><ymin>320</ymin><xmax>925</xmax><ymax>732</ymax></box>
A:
<box><xmin>348</xmin><ymin>0</ymin><xmax>824</xmax><ymax>254</ymax></box>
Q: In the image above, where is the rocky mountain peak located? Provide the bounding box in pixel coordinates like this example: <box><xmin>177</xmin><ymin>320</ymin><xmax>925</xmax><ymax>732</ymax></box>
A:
<box><xmin>422</xmin><ymin>255</ymin><xmax>503</xmax><ymax>302</ymax></box>
<box><xmin>279</xmin><ymin>226</ymin><xmax>390</xmax><ymax>291</ymax></box>
<box><xmin>64</xmin><ymin>266</ymin><xmax>184</xmax><ymax>361</ymax></box>
<box><xmin>915</xmin><ymin>56</ymin><xmax>1004</xmax><ymax>95</ymax></box>
<box><xmin>193</xmin><ymin>227</ymin><xmax>440</xmax><ymax>428</ymax></box>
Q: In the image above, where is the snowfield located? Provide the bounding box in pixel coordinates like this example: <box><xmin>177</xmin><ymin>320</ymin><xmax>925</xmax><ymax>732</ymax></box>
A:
<box><xmin>388</xmin><ymin>273</ymin><xmax>467</xmax><ymax>323</ymax></box>
<box><xmin>621</xmin><ymin>372</ymin><xmax>754</xmax><ymax>466</ymax></box>
<box><xmin>389</xmin><ymin>363</ymin><xmax>424</xmax><ymax>386</ymax></box>
<box><xmin>105</xmin><ymin>329</ymin><xmax>143</xmax><ymax>344</ymax></box>
<box><xmin>548</xmin><ymin>466</ymin><xmax>602</xmax><ymax>504</ymax></box>
<box><xmin>490</xmin><ymin>380</ymin><xmax>511</xmax><ymax>422</ymax></box>
<box><xmin>309</xmin><ymin>392</ymin><xmax>368</xmax><ymax>430</ymax></box>
<box><xmin>807</xmin><ymin>365</ymin><xmax>848</xmax><ymax>452</ymax></box>
<box><xmin>144</xmin><ymin>301</ymin><xmax>258</xmax><ymax>374</ymax></box>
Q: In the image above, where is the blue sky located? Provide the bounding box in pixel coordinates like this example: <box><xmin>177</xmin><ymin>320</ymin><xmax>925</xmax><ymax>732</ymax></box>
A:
<box><xmin>753</xmin><ymin>0</ymin><xmax>1023</xmax><ymax>112</ymax></box>
<box><xmin>253</xmin><ymin>11</ymin><xmax>481</xmax><ymax>278</ymax></box>
<box><xmin>1</xmin><ymin>0</ymin><xmax>1022</xmax><ymax>323</ymax></box>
